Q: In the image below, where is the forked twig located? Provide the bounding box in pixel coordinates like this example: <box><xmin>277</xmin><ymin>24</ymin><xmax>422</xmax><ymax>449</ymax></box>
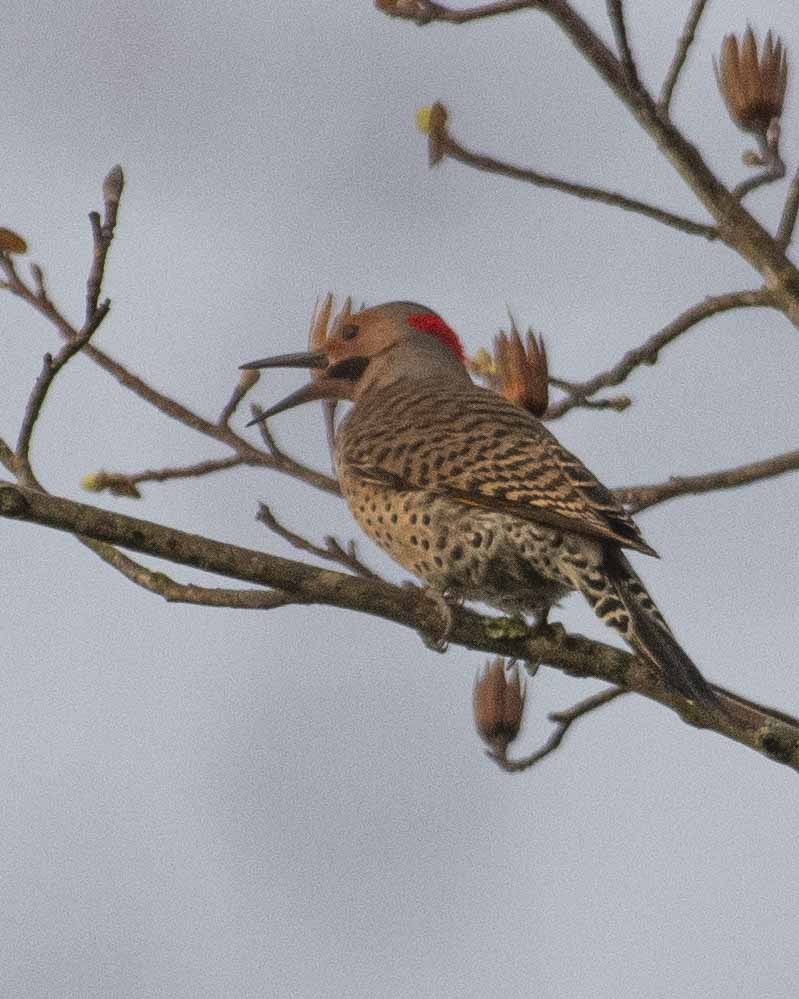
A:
<box><xmin>490</xmin><ymin>686</ymin><xmax>627</xmax><ymax>772</ymax></box>
<box><xmin>257</xmin><ymin>502</ymin><xmax>379</xmax><ymax>579</ymax></box>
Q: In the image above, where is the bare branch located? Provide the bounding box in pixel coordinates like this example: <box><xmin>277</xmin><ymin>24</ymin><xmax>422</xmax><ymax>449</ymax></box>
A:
<box><xmin>616</xmin><ymin>448</ymin><xmax>799</xmax><ymax>514</ymax></box>
<box><xmin>733</xmin><ymin>134</ymin><xmax>786</xmax><ymax>202</ymax></box>
<box><xmin>438</xmin><ymin>131</ymin><xmax>717</xmax><ymax>241</ymax></box>
<box><xmin>85</xmin><ymin>165</ymin><xmax>123</xmax><ymax>323</ymax></box>
<box><xmin>83</xmin><ymin>538</ymin><xmax>293</xmax><ymax>609</ymax></box>
<box><xmin>547</xmin><ymin>379</ymin><xmax>631</xmax><ymax>414</ymax></box>
<box><xmin>491</xmin><ymin>686</ymin><xmax>627</xmax><ymax>771</ymax></box>
<box><xmin>606</xmin><ymin>1</ymin><xmax>640</xmax><ymax>92</ymax></box>
<box><xmin>2</xmin><ymin>481</ymin><xmax>798</xmax><ymax>772</ymax></box>
<box><xmin>386</xmin><ymin>0</ymin><xmax>799</xmax><ymax>328</ymax></box>
<box><xmin>0</xmin><ymin>253</ymin><xmax>341</xmax><ymax>496</ymax></box>
<box><xmin>658</xmin><ymin>0</ymin><xmax>709</xmax><ymax>115</ymax></box>
<box><xmin>777</xmin><ymin>167</ymin><xmax>799</xmax><ymax>250</ymax></box>
<box><xmin>257</xmin><ymin>502</ymin><xmax>379</xmax><ymax>579</ymax></box>
<box><xmin>0</xmin><ymin>437</ymin><xmax>17</xmax><ymax>475</ymax></box>
<box><xmin>545</xmin><ymin>289</ymin><xmax>774</xmax><ymax>419</ymax></box>
<box><xmin>218</xmin><ymin>370</ymin><xmax>260</xmax><ymax>427</ymax></box>
<box><xmin>82</xmin><ymin>456</ymin><xmax>245</xmax><ymax>499</ymax></box>
<box><xmin>15</xmin><ymin>299</ymin><xmax>111</xmax><ymax>486</ymax></box>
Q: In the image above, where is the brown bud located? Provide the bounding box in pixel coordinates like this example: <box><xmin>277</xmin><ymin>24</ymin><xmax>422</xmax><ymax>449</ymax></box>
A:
<box><xmin>0</xmin><ymin>227</ymin><xmax>28</xmax><ymax>254</ymax></box>
<box><xmin>81</xmin><ymin>470</ymin><xmax>141</xmax><ymax>499</ymax></box>
<box><xmin>376</xmin><ymin>0</ymin><xmax>433</xmax><ymax>20</ymax></box>
<box><xmin>715</xmin><ymin>28</ymin><xmax>788</xmax><ymax>137</ymax></box>
<box><xmin>492</xmin><ymin>328</ymin><xmax>549</xmax><ymax>417</ymax></box>
<box><xmin>102</xmin><ymin>165</ymin><xmax>125</xmax><ymax>206</ymax></box>
<box><xmin>473</xmin><ymin>658</ymin><xmax>526</xmax><ymax>756</ymax></box>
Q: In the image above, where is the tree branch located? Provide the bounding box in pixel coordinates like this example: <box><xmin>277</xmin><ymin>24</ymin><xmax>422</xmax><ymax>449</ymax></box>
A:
<box><xmin>491</xmin><ymin>685</ymin><xmax>627</xmax><ymax>771</ymax></box>
<box><xmin>0</xmin><ymin>253</ymin><xmax>340</xmax><ymax>497</ymax></box>
<box><xmin>85</xmin><ymin>165</ymin><xmax>123</xmax><ymax>323</ymax></box>
<box><xmin>777</xmin><ymin>167</ymin><xmax>799</xmax><ymax>251</ymax></box>
<box><xmin>658</xmin><ymin>0</ymin><xmax>708</xmax><ymax>115</ymax></box>
<box><xmin>82</xmin><ymin>456</ymin><xmax>245</xmax><ymax>499</ymax></box>
<box><xmin>15</xmin><ymin>299</ymin><xmax>111</xmax><ymax>487</ymax></box>
<box><xmin>545</xmin><ymin>289</ymin><xmax>774</xmax><ymax>418</ymax></box>
<box><xmin>387</xmin><ymin>0</ymin><xmax>799</xmax><ymax>327</ymax></box>
<box><xmin>437</xmin><ymin>130</ymin><xmax>718</xmax><ymax>241</ymax></box>
<box><xmin>82</xmin><ymin>538</ymin><xmax>293</xmax><ymax>609</ymax></box>
<box><xmin>606</xmin><ymin>1</ymin><xmax>640</xmax><ymax>92</ymax></box>
<box><xmin>2</xmin><ymin>481</ymin><xmax>797</xmax><ymax>772</ymax></box>
<box><xmin>257</xmin><ymin>502</ymin><xmax>380</xmax><ymax>579</ymax></box>
<box><xmin>616</xmin><ymin>448</ymin><xmax>799</xmax><ymax>514</ymax></box>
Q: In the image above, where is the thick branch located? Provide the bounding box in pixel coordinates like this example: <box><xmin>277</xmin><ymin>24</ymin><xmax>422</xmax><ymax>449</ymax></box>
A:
<box><xmin>83</xmin><ymin>538</ymin><xmax>292</xmax><ymax>609</ymax></box>
<box><xmin>545</xmin><ymin>289</ymin><xmax>773</xmax><ymax>418</ymax></box>
<box><xmin>616</xmin><ymin>448</ymin><xmax>799</xmax><ymax>514</ymax></box>
<box><xmin>439</xmin><ymin>132</ymin><xmax>717</xmax><ymax>240</ymax></box>
<box><xmin>2</xmin><ymin>481</ymin><xmax>798</xmax><ymax>772</ymax></box>
<box><xmin>658</xmin><ymin>0</ymin><xmax>708</xmax><ymax>115</ymax></box>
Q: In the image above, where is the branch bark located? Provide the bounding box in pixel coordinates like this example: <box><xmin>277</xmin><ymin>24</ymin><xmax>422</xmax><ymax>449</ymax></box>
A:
<box><xmin>2</xmin><ymin>481</ymin><xmax>798</xmax><ymax>772</ymax></box>
<box><xmin>616</xmin><ymin>448</ymin><xmax>799</xmax><ymax>514</ymax></box>
<box><xmin>658</xmin><ymin>0</ymin><xmax>709</xmax><ymax>114</ymax></box>
<box><xmin>438</xmin><ymin>130</ymin><xmax>718</xmax><ymax>240</ymax></box>
<box><xmin>545</xmin><ymin>289</ymin><xmax>774</xmax><ymax>418</ymax></box>
<box><xmin>384</xmin><ymin>0</ymin><xmax>799</xmax><ymax>327</ymax></box>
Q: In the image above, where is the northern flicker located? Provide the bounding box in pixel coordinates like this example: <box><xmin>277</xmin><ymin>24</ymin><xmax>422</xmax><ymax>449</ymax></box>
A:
<box><xmin>242</xmin><ymin>301</ymin><xmax>717</xmax><ymax>710</ymax></box>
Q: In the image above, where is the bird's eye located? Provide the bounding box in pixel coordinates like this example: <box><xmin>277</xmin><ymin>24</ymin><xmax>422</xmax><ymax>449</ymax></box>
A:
<box><xmin>342</xmin><ymin>324</ymin><xmax>359</xmax><ymax>341</ymax></box>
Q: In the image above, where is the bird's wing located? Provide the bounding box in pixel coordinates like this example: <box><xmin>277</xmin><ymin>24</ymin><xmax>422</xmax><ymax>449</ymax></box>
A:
<box><xmin>339</xmin><ymin>380</ymin><xmax>657</xmax><ymax>556</ymax></box>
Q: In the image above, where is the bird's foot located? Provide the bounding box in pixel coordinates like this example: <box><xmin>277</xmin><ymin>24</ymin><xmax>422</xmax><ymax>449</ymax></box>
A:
<box><xmin>529</xmin><ymin>607</ymin><xmax>567</xmax><ymax>643</ymax></box>
<box><xmin>404</xmin><ymin>583</ymin><xmax>461</xmax><ymax>653</ymax></box>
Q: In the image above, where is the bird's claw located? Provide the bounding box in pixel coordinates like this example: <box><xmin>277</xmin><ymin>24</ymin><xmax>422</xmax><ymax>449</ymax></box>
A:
<box><xmin>404</xmin><ymin>583</ymin><xmax>460</xmax><ymax>653</ymax></box>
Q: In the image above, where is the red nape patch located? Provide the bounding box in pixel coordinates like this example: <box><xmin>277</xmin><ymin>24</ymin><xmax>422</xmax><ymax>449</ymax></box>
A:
<box><xmin>407</xmin><ymin>312</ymin><xmax>466</xmax><ymax>364</ymax></box>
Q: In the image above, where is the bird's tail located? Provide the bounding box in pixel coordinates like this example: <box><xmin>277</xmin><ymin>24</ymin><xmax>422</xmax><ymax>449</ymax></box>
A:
<box><xmin>576</xmin><ymin>547</ymin><xmax>718</xmax><ymax>710</ymax></box>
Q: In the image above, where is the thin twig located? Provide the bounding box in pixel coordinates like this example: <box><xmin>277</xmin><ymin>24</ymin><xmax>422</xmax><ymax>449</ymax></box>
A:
<box><xmin>0</xmin><ymin>437</ymin><xmax>17</xmax><ymax>475</ymax></box>
<box><xmin>83</xmin><ymin>456</ymin><xmax>245</xmax><ymax>498</ymax></box>
<box><xmin>545</xmin><ymin>289</ymin><xmax>774</xmax><ymax>418</ymax></box>
<box><xmin>491</xmin><ymin>686</ymin><xmax>626</xmax><ymax>771</ymax></box>
<box><xmin>218</xmin><ymin>372</ymin><xmax>260</xmax><ymax>426</ymax></box>
<box><xmin>606</xmin><ymin>1</ymin><xmax>640</xmax><ymax>91</ymax></box>
<box><xmin>16</xmin><ymin>300</ymin><xmax>111</xmax><ymax>486</ymax></box>
<box><xmin>777</xmin><ymin>167</ymin><xmax>799</xmax><ymax>250</ymax></box>
<box><xmin>733</xmin><ymin>143</ymin><xmax>786</xmax><ymax>202</ymax></box>
<box><xmin>547</xmin><ymin>379</ymin><xmax>631</xmax><ymax>412</ymax></box>
<box><xmin>658</xmin><ymin>0</ymin><xmax>709</xmax><ymax>115</ymax></box>
<box><xmin>85</xmin><ymin>165</ymin><xmax>123</xmax><ymax>324</ymax></box>
<box><xmin>257</xmin><ymin>502</ymin><xmax>379</xmax><ymax>579</ymax></box>
<box><xmin>380</xmin><ymin>1</ymin><xmax>559</xmax><ymax>24</ymax></box>
<box><xmin>616</xmin><ymin>448</ymin><xmax>799</xmax><ymax>514</ymax></box>
<box><xmin>439</xmin><ymin>133</ymin><xmax>717</xmax><ymax>241</ymax></box>
<box><xmin>249</xmin><ymin>404</ymin><xmax>290</xmax><ymax>462</ymax></box>
<box><xmin>0</xmin><ymin>252</ymin><xmax>341</xmax><ymax>496</ymax></box>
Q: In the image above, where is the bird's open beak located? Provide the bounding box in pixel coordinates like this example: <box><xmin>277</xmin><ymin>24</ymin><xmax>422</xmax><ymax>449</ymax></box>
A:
<box><xmin>240</xmin><ymin>350</ymin><xmax>331</xmax><ymax>425</ymax></box>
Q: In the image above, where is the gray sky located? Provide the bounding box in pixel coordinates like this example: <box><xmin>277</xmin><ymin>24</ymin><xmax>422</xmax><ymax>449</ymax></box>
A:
<box><xmin>2</xmin><ymin>2</ymin><xmax>798</xmax><ymax>996</ymax></box>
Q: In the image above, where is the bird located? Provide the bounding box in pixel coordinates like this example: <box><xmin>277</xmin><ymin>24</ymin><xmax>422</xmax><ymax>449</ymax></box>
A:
<box><xmin>241</xmin><ymin>300</ymin><xmax>718</xmax><ymax>711</ymax></box>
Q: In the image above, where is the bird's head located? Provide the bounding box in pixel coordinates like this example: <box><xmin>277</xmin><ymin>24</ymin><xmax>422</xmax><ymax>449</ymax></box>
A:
<box><xmin>241</xmin><ymin>301</ymin><xmax>469</xmax><ymax>424</ymax></box>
